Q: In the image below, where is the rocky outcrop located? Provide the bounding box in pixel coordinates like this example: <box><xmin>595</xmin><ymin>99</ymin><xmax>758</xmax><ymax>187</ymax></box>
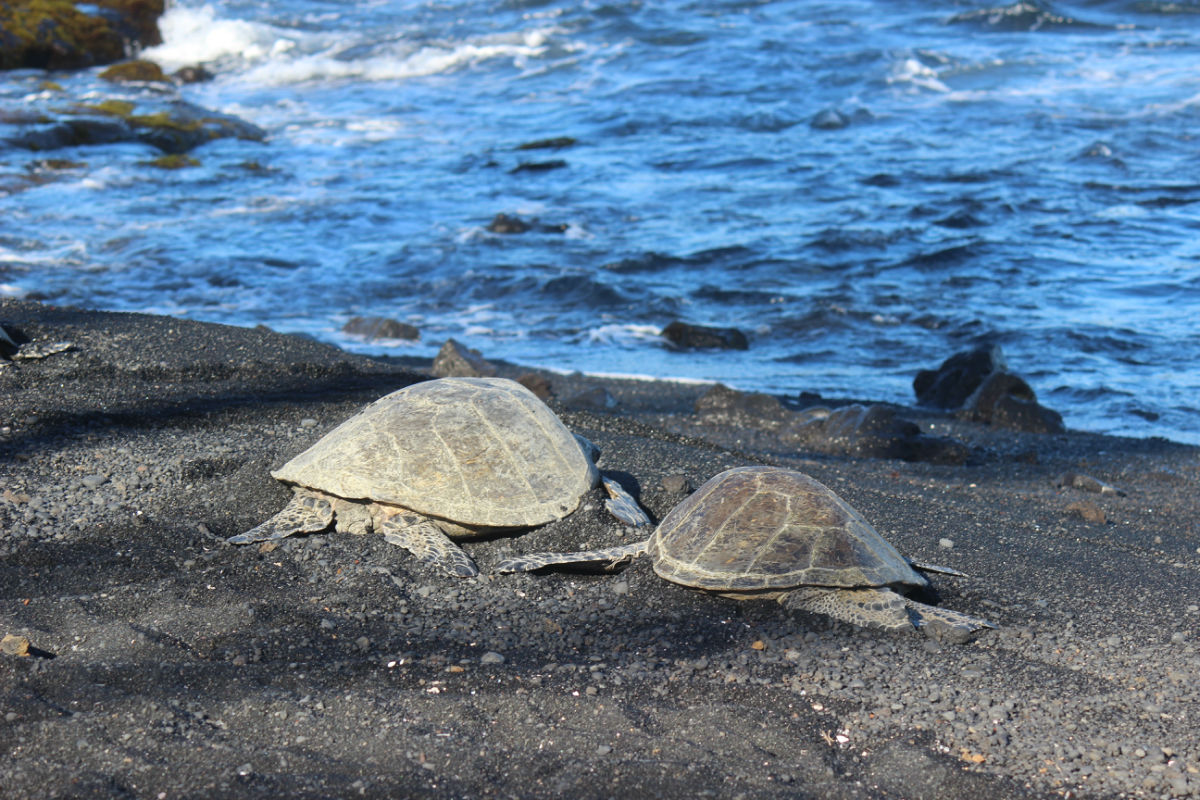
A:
<box><xmin>915</xmin><ymin>345</ymin><xmax>1064</xmax><ymax>434</ymax></box>
<box><xmin>694</xmin><ymin>384</ymin><xmax>968</xmax><ymax>464</ymax></box>
<box><xmin>431</xmin><ymin>339</ymin><xmax>497</xmax><ymax>378</ymax></box>
<box><xmin>0</xmin><ymin>0</ymin><xmax>164</xmax><ymax>71</ymax></box>
<box><xmin>3</xmin><ymin>97</ymin><xmax>266</xmax><ymax>154</ymax></box>
<box><xmin>342</xmin><ymin>316</ymin><xmax>419</xmax><ymax>341</ymax></box>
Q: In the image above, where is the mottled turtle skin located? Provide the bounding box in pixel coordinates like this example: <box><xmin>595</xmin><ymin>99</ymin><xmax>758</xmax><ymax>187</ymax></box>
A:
<box><xmin>228</xmin><ymin>377</ymin><xmax>600</xmax><ymax>577</ymax></box>
<box><xmin>497</xmin><ymin>466</ymin><xmax>995</xmax><ymax>643</ymax></box>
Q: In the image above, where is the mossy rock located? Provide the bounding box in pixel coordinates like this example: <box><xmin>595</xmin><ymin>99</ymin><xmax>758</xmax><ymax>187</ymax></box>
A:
<box><xmin>0</xmin><ymin>0</ymin><xmax>164</xmax><ymax>71</ymax></box>
<box><xmin>99</xmin><ymin>59</ymin><xmax>168</xmax><ymax>83</ymax></box>
<box><xmin>144</xmin><ymin>154</ymin><xmax>199</xmax><ymax>169</ymax></box>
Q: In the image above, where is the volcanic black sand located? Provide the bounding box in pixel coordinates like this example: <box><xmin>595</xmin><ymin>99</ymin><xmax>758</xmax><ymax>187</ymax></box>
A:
<box><xmin>2</xmin><ymin>298</ymin><xmax>1198</xmax><ymax>799</ymax></box>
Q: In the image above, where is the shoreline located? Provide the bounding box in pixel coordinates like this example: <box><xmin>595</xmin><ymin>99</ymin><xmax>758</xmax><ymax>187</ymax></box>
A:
<box><xmin>2</xmin><ymin>298</ymin><xmax>1199</xmax><ymax>799</ymax></box>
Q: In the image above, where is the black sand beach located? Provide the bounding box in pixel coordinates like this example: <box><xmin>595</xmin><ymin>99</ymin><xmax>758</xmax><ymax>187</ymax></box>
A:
<box><xmin>2</xmin><ymin>298</ymin><xmax>1198</xmax><ymax>799</ymax></box>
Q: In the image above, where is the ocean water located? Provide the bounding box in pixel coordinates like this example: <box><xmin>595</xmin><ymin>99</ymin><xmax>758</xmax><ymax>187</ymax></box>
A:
<box><xmin>3</xmin><ymin>0</ymin><xmax>1200</xmax><ymax>443</ymax></box>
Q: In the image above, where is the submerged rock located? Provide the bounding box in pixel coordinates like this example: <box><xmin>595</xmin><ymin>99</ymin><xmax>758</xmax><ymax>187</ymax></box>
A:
<box><xmin>342</xmin><ymin>316</ymin><xmax>419</xmax><ymax>341</ymax></box>
<box><xmin>662</xmin><ymin>321</ymin><xmax>749</xmax><ymax>351</ymax></box>
<box><xmin>2</xmin><ymin>95</ymin><xmax>265</xmax><ymax>154</ymax></box>
<box><xmin>516</xmin><ymin>136</ymin><xmax>576</xmax><ymax>150</ymax></box>
<box><xmin>487</xmin><ymin>213</ymin><xmax>531</xmax><ymax>234</ymax></box>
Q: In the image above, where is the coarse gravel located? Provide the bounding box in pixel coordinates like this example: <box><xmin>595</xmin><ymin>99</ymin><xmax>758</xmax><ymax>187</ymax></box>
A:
<box><xmin>2</xmin><ymin>298</ymin><xmax>1199</xmax><ymax>799</ymax></box>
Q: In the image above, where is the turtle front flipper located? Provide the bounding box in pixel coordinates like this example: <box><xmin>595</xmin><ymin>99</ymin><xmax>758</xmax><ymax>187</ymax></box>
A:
<box><xmin>780</xmin><ymin>586</ymin><xmax>913</xmax><ymax>632</ymax></box>
<box><xmin>601</xmin><ymin>476</ymin><xmax>652</xmax><ymax>527</ymax></box>
<box><xmin>494</xmin><ymin>540</ymin><xmax>649</xmax><ymax>574</ymax></box>
<box><xmin>379</xmin><ymin>512</ymin><xmax>479</xmax><ymax>578</ymax></box>
<box><xmin>227</xmin><ymin>489</ymin><xmax>334</xmax><ymax>544</ymax></box>
<box><xmin>903</xmin><ymin>599</ymin><xmax>995</xmax><ymax>645</ymax></box>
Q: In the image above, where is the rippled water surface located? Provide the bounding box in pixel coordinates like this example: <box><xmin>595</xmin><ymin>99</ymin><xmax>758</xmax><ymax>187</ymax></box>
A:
<box><xmin>3</xmin><ymin>0</ymin><xmax>1199</xmax><ymax>442</ymax></box>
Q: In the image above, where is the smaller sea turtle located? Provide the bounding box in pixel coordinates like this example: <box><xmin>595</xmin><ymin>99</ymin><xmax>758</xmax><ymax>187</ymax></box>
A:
<box><xmin>496</xmin><ymin>466</ymin><xmax>994</xmax><ymax>643</ymax></box>
<box><xmin>228</xmin><ymin>377</ymin><xmax>639</xmax><ymax>577</ymax></box>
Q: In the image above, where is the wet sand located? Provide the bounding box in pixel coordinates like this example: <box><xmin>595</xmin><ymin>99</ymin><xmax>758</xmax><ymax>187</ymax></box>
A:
<box><xmin>2</xmin><ymin>298</ymin><xmax>1198</xmax><ymax>799</ymax></box>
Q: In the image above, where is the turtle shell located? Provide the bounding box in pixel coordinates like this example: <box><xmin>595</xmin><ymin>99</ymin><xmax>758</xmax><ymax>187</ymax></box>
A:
<box><xmin>271</xmin><ymin>377</ymin><xmax>598</xmax><ymax>528</ymax></box>
<box><xmin>650</xmin><ymin>466</ymin><xmax>925</xmax><ymax>592</ymax></box>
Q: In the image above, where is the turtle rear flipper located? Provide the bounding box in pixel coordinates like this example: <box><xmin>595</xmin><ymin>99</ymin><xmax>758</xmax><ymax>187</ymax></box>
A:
<box><xmin>380</xmin><ymin>512</ymin><xmax>479</xmax><ymax>578</ymax></box>
<box><xmin>904</xmin><ymin>599</ymin><xmax>995</xmax><ymax>645</ymax></box>
<box><xmin>495</xmin><ymin>540</ymin><xmax>649</xmax><ymax>574</ymax></box>
<box><xmin>227</xmin><ymin>489</ymin><xmax>333</xmax><ymax>544</ymax></box>
<box><xmin>781</xmin><ymin>586</ymin><xmax>912</xmax><ymax>631</ymax></box>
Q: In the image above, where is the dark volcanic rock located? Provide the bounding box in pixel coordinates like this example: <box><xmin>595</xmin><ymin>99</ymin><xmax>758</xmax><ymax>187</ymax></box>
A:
<box><xmin>516</xmin><ymin>136</ymin><xmax>576</xmax><ymax>150</ymax></box>
<box><xmin>810</xmin><ymin>108</ymin><xmax>851</xmax><ymax>130</ymax></box>
<box><xmin>487</xmin><ymin>213</ymin><xmax>531</xmax><ymax>234</ymax></box>
<box><xmin>663</xmin><ymin>320</ymin><xmax>749</xmax><ymax>351</ymax></box>
<box><xmin>959</xmin><ymin>372</ymin><xmax>1065</xmax><ymax>434</ymax></box>
<box><xmin>791</xmin><ymin>403</ymin><xmax>969</xmax><ymax>464</ymax></box>
<box><xmin>173</xmin><ymin>64</ymin><xmax>214</xmax><ymax>83</ymax></box>
<box><xmin>342</xmin><ymin>316</ymin><xmax>419</xmax><ymax>341</ymax></box>
<box><xmin>431</xmin><ymin>338</ymin><xmax>497</xmax><ymax>378</ymax></box>
<box><xmin>509</xmin><ymin>159</ymin><xmax>567</xmax><ymax>174</ymax></box>
<box><xmin>694</xmin><ymin>383</ymin><xmax>790</xmax><ymax>426</ymax></box>
<box><xmin>3</xmin><ymin>96</ymin><xmax>265</xmax><ymax>154</ymax></box>
<box><xmin>694</xmin><ymin>385</ymin><xmax>967</xmax><ymax>464</ymax></box>
<box><xmin>914</xmin><ymin>345</ymin><xmax>1007</xmax><ymax>409</ymax></box>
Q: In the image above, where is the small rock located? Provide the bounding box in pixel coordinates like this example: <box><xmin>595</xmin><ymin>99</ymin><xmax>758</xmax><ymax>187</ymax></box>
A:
<box><xmin>174</xmin><ymin>65</ymin><xmax>214</xmax><ymax>83</ymax></box>
<box><xmin>516</xmin><ymin>136</ymin><xmax>576</xmax><ymax>150</ymax></box>
<box><xmin>661</xmin><ymin>474</ymin><xmax>692</xmax><ymax>495</ymax></box>
<box><xmin>596</xmin><ymin>744</ymin><xmax>612</xmax><ymax>755</ymax></box>
<box><xmin>1058</xmin><ymin>472</ymin><xmax>1125</xmax><ymax>496</ymax></box>
<box><xmin>1066</xmin><ymin>501</ymin><xmax>1106</xmax><ymax>524</ymax></box>
<box><xmin>432</xmin><ymin>339</ymin><xmax>497</xmax><ymax>378</ymax></box>
<box><xmin>810</xmin><ymin>109</ymin><xmax>851</xmax><ymax>130</ymax></box>
<box><xmin>565</xmin><ymin>386</ymin><xmax>617</xmax><ymax>411</ymax></box>
<box><xmin>662</xmin><ymin>320</ymin><xmax>749</xmax><ymax>351</ymax></box>
<box><xmin>342</xmin><ymin>316</ymin><xmax>419</xmax><ymax>341</ymax></box>
<box><xmin>480</xmin><ymin>651</ymin><xmax>505</xmax><ymax>665</ymax></box>
<box><xmin>509</xmin><ymin>160</ymin><xmax>567</xmax><ymax>174</ymax></box>
<box><xmin>81</xmin><ymin>474</ymin><xmax>106</xmax><ymax>489</ymax></box>
<box><xmin>939</xmin><ymin>538</ymin><xmax>954</xmax><ymax>549</ymax></box>
<box><xmin>486</xmin><ymin>213</ymin><xmax>530</xmax><ymax>234</ymax></box>
<box><xmin>2</xmin><ymin>634</ymin><xmax>31</xmax><ymax>656</ymax></box>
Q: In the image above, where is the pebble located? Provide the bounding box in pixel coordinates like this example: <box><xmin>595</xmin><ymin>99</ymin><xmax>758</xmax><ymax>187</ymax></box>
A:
<box><xmin>81</xmin><ymin>474</ymin><xmax>106</xmax><ymax>489</ymax></box>
<box><xmin>480</xmin><ymin>651</ymin><xmax>505</xmax><ymax>665</ymax></box>
<box><xmin>938</xmin><ymin>538</ymin><xmax>954</xmax><ymax>549</ymax></box>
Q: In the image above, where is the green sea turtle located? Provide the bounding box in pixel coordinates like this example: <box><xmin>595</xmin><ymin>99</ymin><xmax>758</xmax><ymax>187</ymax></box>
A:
<box><xmin>496</xmin><ymin>466</ymin><xmax>995</xmax><ymax>643</ymax></box>
<box><xmin>228</xmin><ymin>377</ymin><xmax>625</xmax><ymax>578</ymax></box>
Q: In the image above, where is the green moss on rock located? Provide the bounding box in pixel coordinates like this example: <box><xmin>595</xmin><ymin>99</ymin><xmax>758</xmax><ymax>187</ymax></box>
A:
<box><xmin>99</xmin><ymin>59</ymin><xmax>167</xmax><ymax>83</ymax></box>
<box><xmin>144</xmin><ymin>154</ymin><xmax>200</xmax><ymax>169</ymax></box>
<box><xmin>0</xmin><ymin>0</ymin><xmax>164</xmax><ymax>71</ymax></box>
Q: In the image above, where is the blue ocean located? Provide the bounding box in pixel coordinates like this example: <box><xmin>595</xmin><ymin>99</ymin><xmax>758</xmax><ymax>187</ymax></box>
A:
<box><xmin>3</xmin><ymin>0</ymin><xmax>1199</xmax><ymax>443</ymax></box>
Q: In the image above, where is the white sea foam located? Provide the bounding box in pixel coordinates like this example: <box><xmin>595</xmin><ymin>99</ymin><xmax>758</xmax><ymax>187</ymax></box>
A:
<box><xmin>143</xmin><ymin>5</ymin><xmax>289</xmax><ymax>69</ymax></box>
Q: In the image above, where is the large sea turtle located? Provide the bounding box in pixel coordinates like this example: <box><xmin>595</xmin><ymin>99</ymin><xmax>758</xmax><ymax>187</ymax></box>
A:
<box><xmin>228</xmin><ymin>377</ymin><xmax>616</xmax><ymax>578</ymax></box>
<box><xmin>496</xmin><ymin>466</ymin><xmax>995</xmax><ymax>643</ymax></box>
